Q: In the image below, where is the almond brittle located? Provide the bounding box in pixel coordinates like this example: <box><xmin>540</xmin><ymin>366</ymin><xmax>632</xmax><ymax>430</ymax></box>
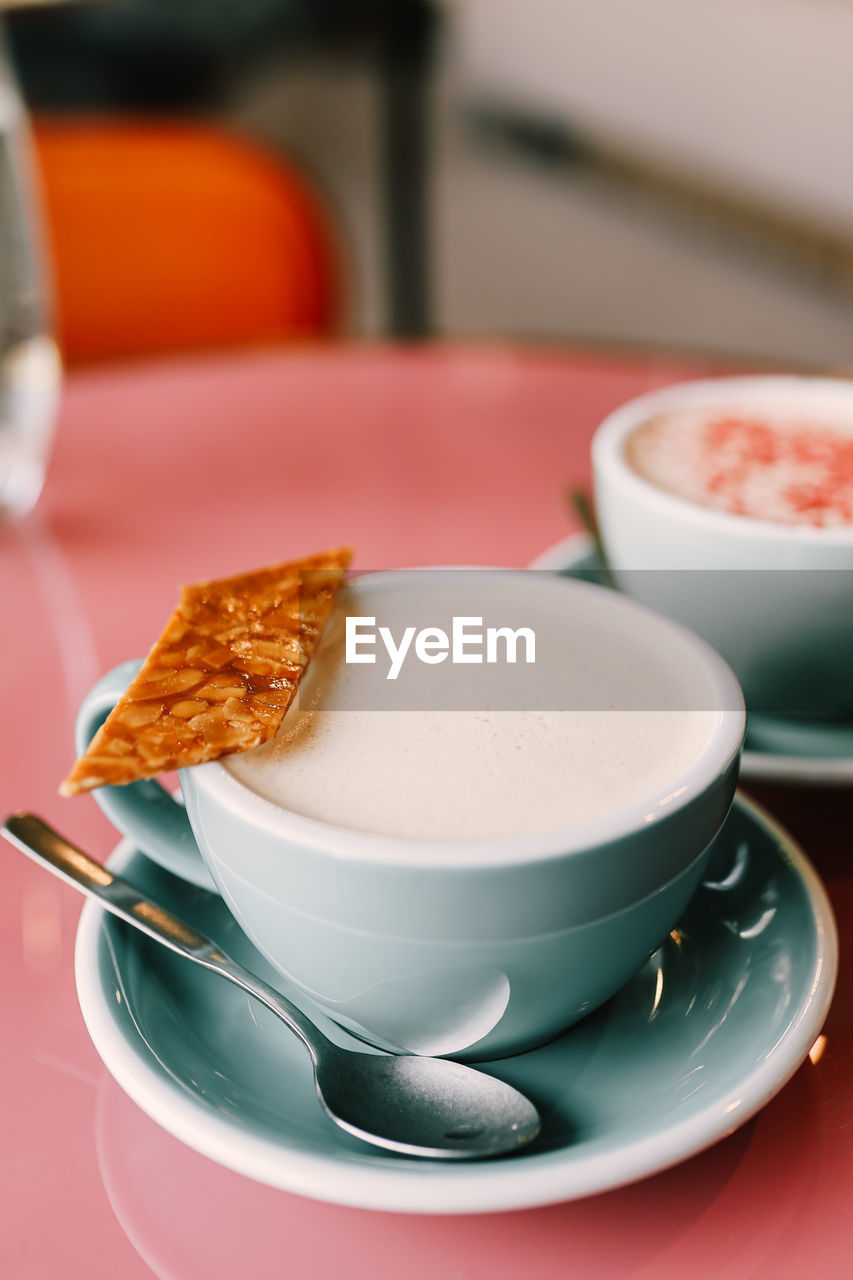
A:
<box><xmin>60</xmin><ymin>546</ymin><xmax>353</xmax><ymax>796</ymax></box>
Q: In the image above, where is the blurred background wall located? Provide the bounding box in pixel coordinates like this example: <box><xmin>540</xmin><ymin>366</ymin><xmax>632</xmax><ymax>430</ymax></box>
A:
<box><xmin>459</xmin><ymin>0</ymin><xmax>853</xmax><ymax>232</ymax></box>
<box><xmin>6</xmin><ymin>0</ymin><xmax>853</xmax><ymax>366</ymax></box>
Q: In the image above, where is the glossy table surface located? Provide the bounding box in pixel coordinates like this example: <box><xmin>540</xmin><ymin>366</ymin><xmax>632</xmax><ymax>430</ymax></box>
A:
<box><xmin>1</xmin><ymin>344</ymin><xmax>850</xmax><ymax>1278</ymax></box>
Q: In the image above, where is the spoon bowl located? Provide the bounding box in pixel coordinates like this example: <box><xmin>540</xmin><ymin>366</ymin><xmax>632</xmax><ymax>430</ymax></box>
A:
<box><xmin>316</xmin><ymin>1047</ymin><xmax>540</xmax><ymax>1159</ymax></box>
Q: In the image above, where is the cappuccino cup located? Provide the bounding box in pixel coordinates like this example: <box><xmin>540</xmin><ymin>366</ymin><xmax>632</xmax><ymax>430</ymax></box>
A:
<box><xmin>74</xmin><ymin>569</ymin><xmax>744</xmax><ymax>1058</ymax></box>
<box><xmin>593</xmin><ymin>376</ymin><xmax>853</xmax><ymax>720</ymax></box>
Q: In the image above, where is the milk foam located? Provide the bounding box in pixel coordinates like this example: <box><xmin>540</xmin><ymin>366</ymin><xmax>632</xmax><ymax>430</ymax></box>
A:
<box><xmin>224</xmin><ymin>577</ymin><xmax>716</xmax><ymax>841</ymax></box>
<box><xmin>625</xmin><ymin>399</ymin><xmax>853</xmax><ymax>527</ymax></box>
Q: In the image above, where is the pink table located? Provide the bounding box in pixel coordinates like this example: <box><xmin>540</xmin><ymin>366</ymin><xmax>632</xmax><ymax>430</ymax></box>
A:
<box><xmin>1</xmin><ymin>344</ymin><xmax>849</xmax><ymax>1278</ymax></box>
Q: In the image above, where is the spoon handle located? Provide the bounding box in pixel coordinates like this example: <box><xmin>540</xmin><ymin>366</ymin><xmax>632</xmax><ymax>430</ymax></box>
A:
<box><xmin>4</xmin><ymin>811</ymin><xmax>222</xmax><ymax>954</ymax></box>
<box><xmin>2</xmin><ymin>812</ymin><xmax>321</xmax><ymax>1058</ymax></box>
<box><xmin>565</xmin><ymin>486</ymin><xmax>614</xmax><ymax>585</ymax></box>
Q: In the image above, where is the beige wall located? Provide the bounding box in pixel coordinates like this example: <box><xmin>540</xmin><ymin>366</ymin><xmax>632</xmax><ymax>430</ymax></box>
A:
<box><xmin>456</xmin><ymin>0</ymin><xmax>853</xmax><ymax>232</ymax></box>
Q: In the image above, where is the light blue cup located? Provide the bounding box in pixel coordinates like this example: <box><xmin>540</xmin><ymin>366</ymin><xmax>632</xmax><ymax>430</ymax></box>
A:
<box><xmin>75</xmin><ymin>584</ymin><xmax>745</xmax><ymax>1061</ymax></box>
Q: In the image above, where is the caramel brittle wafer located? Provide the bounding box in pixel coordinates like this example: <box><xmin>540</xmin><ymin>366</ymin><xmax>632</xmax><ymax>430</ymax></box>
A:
<box><xmin>60</xmin><ymin>547</ymin><xmax>353</xmax><ymax>796</ymax></box>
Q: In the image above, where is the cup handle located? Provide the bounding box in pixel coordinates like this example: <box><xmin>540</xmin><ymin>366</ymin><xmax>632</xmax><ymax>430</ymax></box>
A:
<box><xmin>73</xmin><ymin>661</ymin><xmax>218</xmax><ymax>891</ymax></box>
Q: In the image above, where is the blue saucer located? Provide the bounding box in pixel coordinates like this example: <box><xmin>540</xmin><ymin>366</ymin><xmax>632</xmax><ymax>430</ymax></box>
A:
<box><xmin>73</xmin><ymin>794</ymin><xmax>836</xmax><ymax>1213</ymax></box>
<box><xmin>532</xmin><ymin>533</ymin><xmax>853</xmax><ymax>786</ymax></box>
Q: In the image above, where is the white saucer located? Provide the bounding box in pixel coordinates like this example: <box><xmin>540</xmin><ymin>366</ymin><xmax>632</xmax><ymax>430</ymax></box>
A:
<box><xmin>531</xmin><ymin>533</ymin><xmax>853</xmax><ymax>787</ymax></box>
<box><xmin>73</xmin><ymin>794</ymin><xmax>836</xmax><ymax>1214</ymax></box>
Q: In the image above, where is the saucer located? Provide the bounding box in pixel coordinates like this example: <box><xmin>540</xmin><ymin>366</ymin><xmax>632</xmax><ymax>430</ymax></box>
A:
<box><xmin>74</xmin><ymin>794</ymin><xmax>836</xmax><ymax>1214</ymax></box>
<box><xmin>531</xmin><ymin>533</ymin><xmax>853</xmax><ymax>787</ymax></box>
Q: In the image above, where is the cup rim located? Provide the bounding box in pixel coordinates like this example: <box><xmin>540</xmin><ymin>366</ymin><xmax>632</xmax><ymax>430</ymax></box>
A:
<box><xmin>184</xmin><ymin>570</ymin><xmax>746</xmax><ymax>869</ymax></box>
<box><xmin>592</xmin><ymin>374</ymin><xmax>853</xmax><ymax>544</ymax></box>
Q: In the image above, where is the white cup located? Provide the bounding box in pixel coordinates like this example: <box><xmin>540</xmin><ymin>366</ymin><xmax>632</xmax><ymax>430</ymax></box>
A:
<box><xmin>593</xmin><ymin>376</ymin><xmax>853</xmax><ymax>719</ymax></box>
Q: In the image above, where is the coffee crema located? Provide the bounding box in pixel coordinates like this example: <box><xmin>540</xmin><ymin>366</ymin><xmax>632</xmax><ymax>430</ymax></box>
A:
<box><xmin>625</xmin><ymin>407</ymin><xmax>853</xmax><ymax>527</ymax></box>
<box><xmin>224</xmin><ymin>576</ymin><xmax>717</xmax><ymax>842</ymax></box>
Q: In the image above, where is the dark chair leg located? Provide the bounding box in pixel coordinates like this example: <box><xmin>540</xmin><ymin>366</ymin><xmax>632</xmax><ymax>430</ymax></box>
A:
<box><xmin>378</xmin><ymin>0</ymin><xmax>437</xmax><ymax>338</ymax></box>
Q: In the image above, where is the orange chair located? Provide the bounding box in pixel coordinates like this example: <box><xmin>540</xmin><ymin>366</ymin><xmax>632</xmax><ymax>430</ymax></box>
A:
<box><xmin>32</xmin><ymin>118</ymin><xmax>342</xmax><ymax>364</ymax></box>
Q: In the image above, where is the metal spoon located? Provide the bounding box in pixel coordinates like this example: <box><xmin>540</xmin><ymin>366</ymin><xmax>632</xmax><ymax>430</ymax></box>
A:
<box><xmin>2</xmin><ymin>813</ymin><xmax>541</xmax><ymax>1160</ymax></box>
<box><xmin>565</xmin><ymin>486</ymin><xmax>614</xmax><ymax>586</ymax></box>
